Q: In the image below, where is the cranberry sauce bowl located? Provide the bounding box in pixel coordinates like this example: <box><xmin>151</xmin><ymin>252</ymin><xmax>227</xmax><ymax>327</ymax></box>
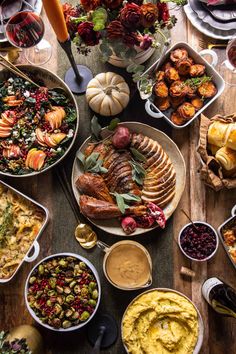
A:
<box><xmin>25</xmin><ymin>253</ymin><xmax>101</xmax><ymax>331</ymax></box>
<box><xmin>178</xmin><ymin>222</ymin><xmax>219</xmax><ymax>262</ymax></box>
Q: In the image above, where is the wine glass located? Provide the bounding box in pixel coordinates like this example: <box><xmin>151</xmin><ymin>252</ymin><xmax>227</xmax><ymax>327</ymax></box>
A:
<box><xmin>220</xmin><ymin>37</ymin><xmax>236</xmax><ymax>87</ymax></box>
<box><xmin>5</xmin><ymin>9</ymin><xmax>52</xmax><ymax>65</ymax></box>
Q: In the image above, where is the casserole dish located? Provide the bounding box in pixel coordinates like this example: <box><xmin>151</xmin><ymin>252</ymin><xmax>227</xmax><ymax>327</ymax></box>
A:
<box><xmin>142</xmin><ymin>41</ymin><xmax>225</xmax><ymax>128</ymax></box>
<box><xmin>25</xmin><ymin>253</ymin><xmax>101</xmax><ymax>332</ymax></box>
<box><xmin>0</xmin><ymin>179</ymin><xmax>49</xmax><ymax>283</ymax></box>
<box><xmin>217</xmin><ymin>205</ymin><xmax>236</xmax><ymax>269</ymax></box>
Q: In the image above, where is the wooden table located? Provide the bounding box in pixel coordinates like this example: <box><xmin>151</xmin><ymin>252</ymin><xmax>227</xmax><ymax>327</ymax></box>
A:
<box><xmin>0</xmin><ymin>5</ymin><xmax>236</xmax><ymax>354</ymax></box>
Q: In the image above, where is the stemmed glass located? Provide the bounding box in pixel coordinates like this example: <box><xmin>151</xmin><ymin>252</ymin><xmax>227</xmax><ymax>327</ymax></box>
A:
<box><xmin>5</xmin><ymin>3</ymin><xmax>52</xmax><ymax>65</ymax></box>
<box><xmin>220</xmin><ymin>37</ymin><xmax>236</xmax><ymax>87</ymax></box>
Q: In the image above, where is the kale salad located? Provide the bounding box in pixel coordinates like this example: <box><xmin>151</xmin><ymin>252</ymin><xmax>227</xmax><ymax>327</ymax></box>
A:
<box><xmin>0</xmin><ymin>76</ymin><xmax>77</xmax><ymax>175</ymax></box>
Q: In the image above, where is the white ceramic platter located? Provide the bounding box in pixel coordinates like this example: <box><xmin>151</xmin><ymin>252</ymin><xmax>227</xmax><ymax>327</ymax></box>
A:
<box><xmin>184</xmin><ymin>4</ymin><xmax>236</xmax><ymax>40</ymax></box>
<box><xmin>72</xmin><ymin>122</ymin><xmax>186</xmax><ymax>236</ymax></box>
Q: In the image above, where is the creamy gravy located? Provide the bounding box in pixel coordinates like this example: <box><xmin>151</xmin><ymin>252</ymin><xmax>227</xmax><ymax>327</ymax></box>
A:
<box><xmin>105</xmin><ymin>244</ymin><xmax>151</xmax><ymax>288</ymax></box>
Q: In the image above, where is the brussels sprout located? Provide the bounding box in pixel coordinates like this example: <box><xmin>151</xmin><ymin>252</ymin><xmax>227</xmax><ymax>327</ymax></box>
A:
<box><xmin>92</xmin><ymin>290</ymin><xmax>98</xmax><ymax>300</ymax></box>
<box><xmin>62</xmin><ymin>320</ymin><xmax>72</xmax><ymax>329</ymax></box>
<box><xmin>80</xmin><ymin>311</ymin><xmax>90</xmax><ymax>321</ymax></box>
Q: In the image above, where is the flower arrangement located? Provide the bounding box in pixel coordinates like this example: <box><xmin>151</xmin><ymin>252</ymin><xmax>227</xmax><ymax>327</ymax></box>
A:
<box><xmin>0</xmin><ymin>331</ymin><xmax>31</xmax><ymax>354</ymax></box>
<box><xmin>63</xmin><ymin>0</ymin><xmax>186</xmax><ymax>79</ymax></box>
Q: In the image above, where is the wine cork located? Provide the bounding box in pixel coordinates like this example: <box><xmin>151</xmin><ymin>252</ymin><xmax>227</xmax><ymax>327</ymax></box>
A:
<box><xmin>180</xmin><ymin>266</ymin><xmax>196</xmax><ymax>278</ymax></box>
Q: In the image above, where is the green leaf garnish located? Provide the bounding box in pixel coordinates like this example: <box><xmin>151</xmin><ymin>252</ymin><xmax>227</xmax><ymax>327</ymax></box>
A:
<box><xmin>130</xmin><ymin>148</ymin><xmax>147</xmax><ymax>162</ymax></box>
<box><xmin>130</xmin><ymin>160</ymin><xmax>146</xmax><ymax>186</ymax></box>
<box><xmin>91</xmin><ymin>116</ymin><xmax>102</xmax><ymax>140</ymax></box>
<box><xmin>77</xmin><ymin>151</ymin><xmax>108</xmax><ymax>174</ymax></box>
<box><xmin>107</xmin><ymin>118</ymin><xmax>120</xmax><ymax>131</ymax></box>
<box><xmin>111</xmin><ymin>192</ymin><xmax>141</xmax><ymax>214</ymax></box>
<box><xmin>183</xmin><ymin>76</ymin><xmax>212</xmax><ymax>90</ymax></box>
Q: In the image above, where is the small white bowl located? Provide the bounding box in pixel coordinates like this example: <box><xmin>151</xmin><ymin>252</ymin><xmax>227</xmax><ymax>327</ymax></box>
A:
<box><xmin>178</xmin><ymin>221</ymin><xmax>219</xmax><ymax>262</ymax></box>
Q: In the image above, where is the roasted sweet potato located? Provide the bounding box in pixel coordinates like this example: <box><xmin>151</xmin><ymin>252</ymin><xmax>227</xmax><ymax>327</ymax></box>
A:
<box><xmin>170</xmin><ymin>111</ymin><xmax>186</xmax><ymax>126</ymax></box>
<box><xmin>169</xmin><ymin>80</ymin><xmax>187</xmax><ymax>97</ymax></box>
<box><xmin>191</xmin><ymin>97</ymin><xmax>204</xmax><ymax>110</ymax></box>
<box><xmin>198</xmin><ymin>81</ymin><xmax>217</xmax><ymax>98</ymax></box>
<box><xmin>177</xmin><ymin>102</ymin><xmax>196</xmax><ymax>119</ymax></box>
<box><xmin>185</xmin><ymin>84</ymin><xmax>197</xmax><ymax>98</ymax></box>
<box><xmin>154</xmin><ymin>97</ymin><xmax>170</xmax><ymax>111</ymax></box>
<box><xmin>176</xmin><ymin>59</ymin><xmax>192</xmax><ymax>76</ymax></box>
<box><xmin>153</xmin><ymin>81</ymin><xmax>168</xmax><ymax>98</ymax></box>
<box><xmin>165</xmin><ymin>67</ymin><xmax>180</xmax><ymax>82</ymax></box>
<box><xmin>190</xmin><ymin>64</ymin><xmax>205</xmax><ymax>77</ymax></box>
<box><xmin>170</xmin><ymin>48</ymin><xmax>188</xmax><ymax>63</ymax></box>
<box><xmin>161</xmin><ymin>61</ymin><xmax>172</xmax><ymax>71</ymax></box>
<box><xmin>170</xmin><ymin>96</ymin><xmax>185</xmax><ymax>109</ymax></box>
<box><xmin>155</xmin><ymin>70</ymin><xmax>165</xmax><ymax>82</ymax></box>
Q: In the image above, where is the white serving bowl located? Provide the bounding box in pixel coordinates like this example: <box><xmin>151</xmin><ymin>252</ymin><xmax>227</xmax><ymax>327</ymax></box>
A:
<box><xmin>25</xmin><ymin>253</ymin><xmax>101</xmax><ymax>332</ymax></box>
<box><xmin>121</xmin><ymin>288</ymin><xmax>204</xmax><ymax>354</ymax></box>
<box><xmin>178</xmin><ymin>221</ymin><xmax>219</xmax><ymax>262</ymax></box>
<box><xmin>0</xmin><ymin>65</ymin><xmax>79</xmax><ymax>177</ymax></box>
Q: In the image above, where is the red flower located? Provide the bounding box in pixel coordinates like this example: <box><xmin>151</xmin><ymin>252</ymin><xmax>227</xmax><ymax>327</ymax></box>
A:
<box><xmin>137</xmin><ymin>34</ymin><xmax>153</xmax><ymax>50</ymax></box>
<box><xmin>127</xmin><ymin>0</ymin><xmax>143</xmax><ymax>5</ymax></box>
<box><xmin>140</xmin><ymin>3</ymin><xmax>158</xmax><ymax>28</ymax></box>
<box><xmin>80</xmin><ymin>0</ymin><xmax>102</xmax><ymax>11</ymax></box>
<box><xmin>157</xmin><ymin>3</ymin><xmax>170</xmax><ymax>23</ymax></box>
<box><xmin>77</xmin><ymin>22</ymin><xmax>101</xmax><ymax>46</ymax></box>
<box><xmin>107</xmin><ymin>20</ymin><xmax>125</xmax><ymax>40</ymax></box>
<box><xmin>120</xmin><ymin>3</ymin><xmax>142</xmax><ymax>29</ymax></box>
<box><xmin>123</xmin><ymin>31</ymin><xmax>139</xmax><ymax>47</ymax></box>
<box><xmin>102</xmin><ymin>0</ymin><xmax>123</xmax><ymax>9</ymax></box>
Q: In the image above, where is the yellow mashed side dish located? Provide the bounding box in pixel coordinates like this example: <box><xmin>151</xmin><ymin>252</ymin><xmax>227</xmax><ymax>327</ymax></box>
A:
<box><xmin>0</xmin><ymin>184</ymin><xmax>44</xmax><ymax>279</ymax></box>
<box><xmin>122</xmin><ymin>290</ymin><xmax>199</xmax><ymax>354</ymax></box>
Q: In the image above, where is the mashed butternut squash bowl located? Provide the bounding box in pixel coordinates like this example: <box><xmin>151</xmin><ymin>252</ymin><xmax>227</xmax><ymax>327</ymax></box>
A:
<box><xmin>122</xmin><ymin>288</ymin><xmax>203</xmax><ymax>354</ymax></box>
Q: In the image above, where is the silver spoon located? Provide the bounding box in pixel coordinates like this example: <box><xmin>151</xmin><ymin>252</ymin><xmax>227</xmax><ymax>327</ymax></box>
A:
<box><xmin>138</xmin><ymin>39</ymin><xmax>171</xmax><ymax>100</ymax></box>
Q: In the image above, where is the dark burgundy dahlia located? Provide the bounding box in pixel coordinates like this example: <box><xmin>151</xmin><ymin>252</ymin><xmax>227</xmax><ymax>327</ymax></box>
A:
<box><xmin>107</xmin><ymin>20</ymin><xmax>125</xmax><ymax>40</ymax></box>
<box><xmin>77</xmin><ymin>22</ymin><xmax>101</xmax><ymax>46</ymax></box>
<box><xmin>102</xmin><ymin>0</ymin><xmax>123</xmax><ymax>9</ymax></box>
<box><xmin>120</xmin><ymin>3</ymin><xmax>142</xmax><ymax>29</ymax></box>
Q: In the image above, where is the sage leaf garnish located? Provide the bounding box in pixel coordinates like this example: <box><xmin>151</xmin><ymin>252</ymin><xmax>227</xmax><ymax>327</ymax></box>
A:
<box><xmin>77</xmin><ymin>151</ymin><xmax>108</xmax><ymax>174</ymax></box>
<box><xmin>108</xmin><ymin>118</ymin><xmax>120</xmax><ymax>131</ymax></box>
<box><xmin>130</xmin><ymin>160</ymin><xmax>146</xmax><ymax>186</ymax></box>
<box><xmin>77</xmin><ymin>151</ymin><xmax>85</xmax><ymax>165</ymax></box>
<box><xmin>130</xmin><ymin>147</ymin><xmax>147</xmax><ymax>162</ymax></box>
<box><xmin>111</xmin><ymin>192</ymin><xmax>141</xmax><ymax>214</ymax></box>
<box><xmin>91</xmin><ymin>116</ymin><xmax>102</xmax><ymax>140</ymax></box>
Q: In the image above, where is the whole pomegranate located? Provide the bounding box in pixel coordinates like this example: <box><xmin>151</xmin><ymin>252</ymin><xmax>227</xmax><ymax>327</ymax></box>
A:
<box><xmin>112</xmin><ymin>126</ymin><xmax>131</xmax><ymax>149</ymax></box>
<box><xmin>121</xmin><ymin>216</ymin><xmax>137</xmax><ymax>235</ymax></box>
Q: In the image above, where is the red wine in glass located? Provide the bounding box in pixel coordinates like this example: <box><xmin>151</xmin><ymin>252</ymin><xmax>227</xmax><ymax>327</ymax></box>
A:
<box><xmin>6</xmin><ymin>10</ymin><xmax>52</xmax><ymax>65</ymax></box>
<box><xmin>6</xmin><ymin>11</ymin><xmax>44</xmax><ymax>48</ymax></box>
<box><xmin>227</xmin><ymin>38</ymin><xmax>236</xmax><ymax>69</ymax></box>
<box><xmin>220</xmin><ymin>37</ymin><xmax>236</xmax><ymax>86</ymax></box>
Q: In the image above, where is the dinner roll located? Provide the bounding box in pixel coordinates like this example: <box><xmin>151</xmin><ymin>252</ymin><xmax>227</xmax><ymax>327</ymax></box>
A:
<box><xmin>226</xmin><ymin>123</ymin><xmax>236</xmax><ymax>151</ymax></box>
<box><xmin>215</xmin><ymin>146</ymin><xmax>236</xmax><ymax>172</ymax></box>
<box><xmin>208</xmin><ymin>121</ymin><xmax>231</xmax><ymax>147</ymax></box>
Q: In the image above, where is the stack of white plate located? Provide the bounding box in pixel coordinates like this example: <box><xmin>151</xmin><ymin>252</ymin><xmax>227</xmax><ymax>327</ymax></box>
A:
<box><xmin>184</xmin><ymin>0</ymin><xmax>236</xmax><ymax>40</ymax></box>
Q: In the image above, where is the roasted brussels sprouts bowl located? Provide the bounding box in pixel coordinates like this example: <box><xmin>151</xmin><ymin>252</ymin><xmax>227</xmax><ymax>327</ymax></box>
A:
<box><xmin>25</xmin><ymin>253</ymin><xmax>101</xmax><ymax>332</ymax></box>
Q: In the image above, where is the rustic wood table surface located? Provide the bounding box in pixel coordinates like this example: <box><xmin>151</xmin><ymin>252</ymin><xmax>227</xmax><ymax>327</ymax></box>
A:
<box><xmin>0</xmin><ymin>5</ymin><xmax>236</xmax><ymax>354</ymax></box>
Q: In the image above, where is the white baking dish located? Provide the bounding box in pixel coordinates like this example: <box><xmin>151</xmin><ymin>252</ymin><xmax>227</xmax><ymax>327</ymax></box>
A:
<box><xmin>0</xmin><ymin>179</ymin><xmax>49</xmax><ymax>283</ymax></box>
<box><xmin>217</xmin><ymin>205</ymin><xmax>236</xmax><ymax>270</ymax></box>
<box><xmin>141</xmin><ymin>41</ymin><xmax>225</xmax><ymax>129</ymax></box>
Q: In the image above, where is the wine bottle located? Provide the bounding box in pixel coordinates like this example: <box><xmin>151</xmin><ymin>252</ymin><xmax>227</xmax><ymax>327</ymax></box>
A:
<box><xmin>202</xmin><ymin>277</ymin><xmax>236</xmax><ymax>318</ymax></box>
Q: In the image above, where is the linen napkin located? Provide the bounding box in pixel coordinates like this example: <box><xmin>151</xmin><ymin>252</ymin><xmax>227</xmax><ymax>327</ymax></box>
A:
<box><xmin>200</xmin><ymin>0</ymin><xmax>236</xmax><ymax>5</ymax></box>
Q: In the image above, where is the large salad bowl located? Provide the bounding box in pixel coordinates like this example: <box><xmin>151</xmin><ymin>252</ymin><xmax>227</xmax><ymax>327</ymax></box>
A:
<box><xmin>0</xmin><ymin>65</ymin><xmax>79</xmax><ymax>177</ymax></box>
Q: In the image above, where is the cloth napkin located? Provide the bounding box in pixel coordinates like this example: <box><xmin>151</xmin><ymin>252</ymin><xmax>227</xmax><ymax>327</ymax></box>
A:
<box><xmin>200</xmin><ymin>0</ymin><xmax>236</xmax><ymax>5</ymax></box>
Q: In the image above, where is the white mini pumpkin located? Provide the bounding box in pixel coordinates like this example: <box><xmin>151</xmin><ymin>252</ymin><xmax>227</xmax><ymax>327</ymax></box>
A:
<box><xmin>86</xmin><ymin>72</ymin><xmax>130</xmax><ymax>116</ymax></box>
